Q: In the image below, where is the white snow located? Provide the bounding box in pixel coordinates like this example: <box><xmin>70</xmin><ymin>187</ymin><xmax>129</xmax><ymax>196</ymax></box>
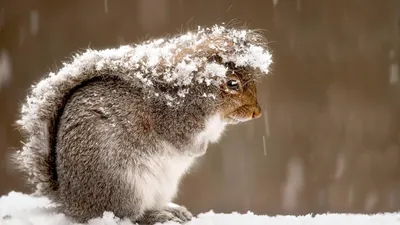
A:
<box><xmin>389</xmin><ymin>49</ymin><xmax>398</xmax><ymax>85</ymax></box>
<box><xmin>29</xmin><ymin>10</ymin><xmax>39</xmax><ymax>36</ymax></box>
<box><xmin>272</xmin><ymin>0</ymin><xmax>279</xmax><ymax>7</ymax></box>
<box><xmin>104</xmin><ymin>0</ymin><xmax>109</xmax><ymax>14</ymax></box>
<box><xmin>0</xmin><ymin>49</ymin><xmax>12</xmax><ymax>89</ymax></box>
<box><xmin>1</xmin><ymin>192</ymin><xmax>400</xmax><ymax>225</ymax></box>
<box><xmin>281</xmin><ymin>157</ymin><xmax>304</xmax><ymax>212</ymax></box>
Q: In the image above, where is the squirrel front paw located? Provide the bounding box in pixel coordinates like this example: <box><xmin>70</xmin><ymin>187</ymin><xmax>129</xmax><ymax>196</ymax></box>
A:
<box><xmin>165</xmin><ymin>202</ymin><xmax>193</xmax><ymax>222</ymax></box>
<box><xmin>136</xmin><ymin>204</ymin><xmax>192</xmax><ymax>224</ymax></box>
<box><xmin>136</xmin><ymin>210</ymin><xmax>182</xmax><ymax>225</ymax></box>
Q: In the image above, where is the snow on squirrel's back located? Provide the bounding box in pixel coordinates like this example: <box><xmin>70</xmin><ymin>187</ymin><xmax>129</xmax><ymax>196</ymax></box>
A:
<box><xmin>1</xmin><ymin>192</ymin><xmax>399</xmax><ymax>225</ymax></box>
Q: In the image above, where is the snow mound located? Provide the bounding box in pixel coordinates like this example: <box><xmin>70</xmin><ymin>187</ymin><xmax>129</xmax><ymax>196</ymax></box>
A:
<box><xmin>1</xmin><ymin>192</ymin><xmax>399</xmax><ymax>225</ymax></box>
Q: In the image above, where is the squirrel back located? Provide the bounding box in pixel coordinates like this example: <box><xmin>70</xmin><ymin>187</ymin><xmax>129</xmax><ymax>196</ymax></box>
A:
<box><xmin>13</xmin><ymin>25</ymin><xmax>272</xmax><ymax>222</ymax></box>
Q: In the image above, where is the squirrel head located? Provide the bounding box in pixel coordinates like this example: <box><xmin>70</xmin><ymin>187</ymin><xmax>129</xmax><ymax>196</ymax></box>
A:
<box><xmin>218</xmin><ymin>62</ymin><xmax>262</xmax><ymax>124</ymax></box>
<box><xmin>168</xmin><ymin>26</ymin><xmax>270</xmax><ymax>124</ymax></box>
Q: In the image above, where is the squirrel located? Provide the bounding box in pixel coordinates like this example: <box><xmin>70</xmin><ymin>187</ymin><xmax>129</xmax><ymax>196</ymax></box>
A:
<box><xmin>12</xmin><ymin>25</ymin><xmax>272</xmax><ymax>224</ymax></box>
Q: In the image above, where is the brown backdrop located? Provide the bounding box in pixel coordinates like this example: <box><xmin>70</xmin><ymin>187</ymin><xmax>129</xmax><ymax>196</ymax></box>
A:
<box><xmin>1</xmin><ymin>0</ymin><xmax>400</xmax><ymax>216</ymax></box>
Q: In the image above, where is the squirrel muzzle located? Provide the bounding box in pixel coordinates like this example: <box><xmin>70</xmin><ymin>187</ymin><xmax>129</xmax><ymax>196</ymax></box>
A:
<box><xmin>225</xmin><ymin>103</ymin><xmax>262</xmax><ymax>124</ymax></box>
<box><xmin>220</xmin><ymin>65</ymin><xmax>263</xmax><ymax>124</ymax></box>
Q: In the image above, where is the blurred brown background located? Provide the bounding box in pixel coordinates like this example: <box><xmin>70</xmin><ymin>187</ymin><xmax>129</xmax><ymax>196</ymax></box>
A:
<box><xmin>1</xmin><ymin>0</ymin><xmax>400</xmax><ymax>216</ymax></box>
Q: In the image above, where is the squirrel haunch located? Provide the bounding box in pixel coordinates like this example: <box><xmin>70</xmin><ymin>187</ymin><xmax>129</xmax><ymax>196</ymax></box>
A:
<box><xmin>13</xmin><ymin>25</ymin><xmax>272</xmax><ymax>223</ymax></box>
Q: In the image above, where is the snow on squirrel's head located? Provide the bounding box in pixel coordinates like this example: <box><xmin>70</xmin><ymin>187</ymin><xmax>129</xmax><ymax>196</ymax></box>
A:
<box><xmin>157</xmin><ymin>24</ymin><xmax>273</xmax><ymax>123</ymax></box>
<box><xmin>123</xmin><ymin>24</ymin><xmax>273</xmax><ymax>123</ymax></box>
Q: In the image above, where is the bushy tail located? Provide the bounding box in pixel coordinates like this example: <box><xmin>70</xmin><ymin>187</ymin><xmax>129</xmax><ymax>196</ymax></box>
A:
<box><xmin>13</xmin><ymin>46</ymin><xmax>137</xmax><ymax>196</ymax></box>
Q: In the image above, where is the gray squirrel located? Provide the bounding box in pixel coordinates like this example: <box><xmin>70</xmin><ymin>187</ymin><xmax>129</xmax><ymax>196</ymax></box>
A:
<box><xmin>12</xmin><ymin>25</ymin><xmax>272</xmax><ymax>224</ymax></box>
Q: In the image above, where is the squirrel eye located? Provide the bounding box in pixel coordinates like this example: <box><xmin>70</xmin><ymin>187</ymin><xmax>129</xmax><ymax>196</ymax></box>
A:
<box><xmin>227</xmin><ymin>80</ymin><xmax>240</xmax><ymax>91</ymax></box>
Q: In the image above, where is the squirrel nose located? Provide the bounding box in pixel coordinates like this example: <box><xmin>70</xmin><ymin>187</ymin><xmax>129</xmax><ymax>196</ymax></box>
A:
<box><xmin>252</xmin><ymin>105</ymin><xmax>262</xmax><ymax>119</ymax></box>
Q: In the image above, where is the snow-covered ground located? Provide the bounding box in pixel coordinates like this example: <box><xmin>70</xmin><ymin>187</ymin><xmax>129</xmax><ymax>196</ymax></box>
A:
<box><xmin>1</xmin><ymin>192</ymin><xmax>399</xmax><ymax>225</ymax></box>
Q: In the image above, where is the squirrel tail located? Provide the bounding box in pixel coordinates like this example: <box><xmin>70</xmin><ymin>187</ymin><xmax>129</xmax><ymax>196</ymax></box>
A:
<box><xmin>12</xmin><ymin>48</ymin><xmax>134</xmax><ymax>196</ymax></box>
